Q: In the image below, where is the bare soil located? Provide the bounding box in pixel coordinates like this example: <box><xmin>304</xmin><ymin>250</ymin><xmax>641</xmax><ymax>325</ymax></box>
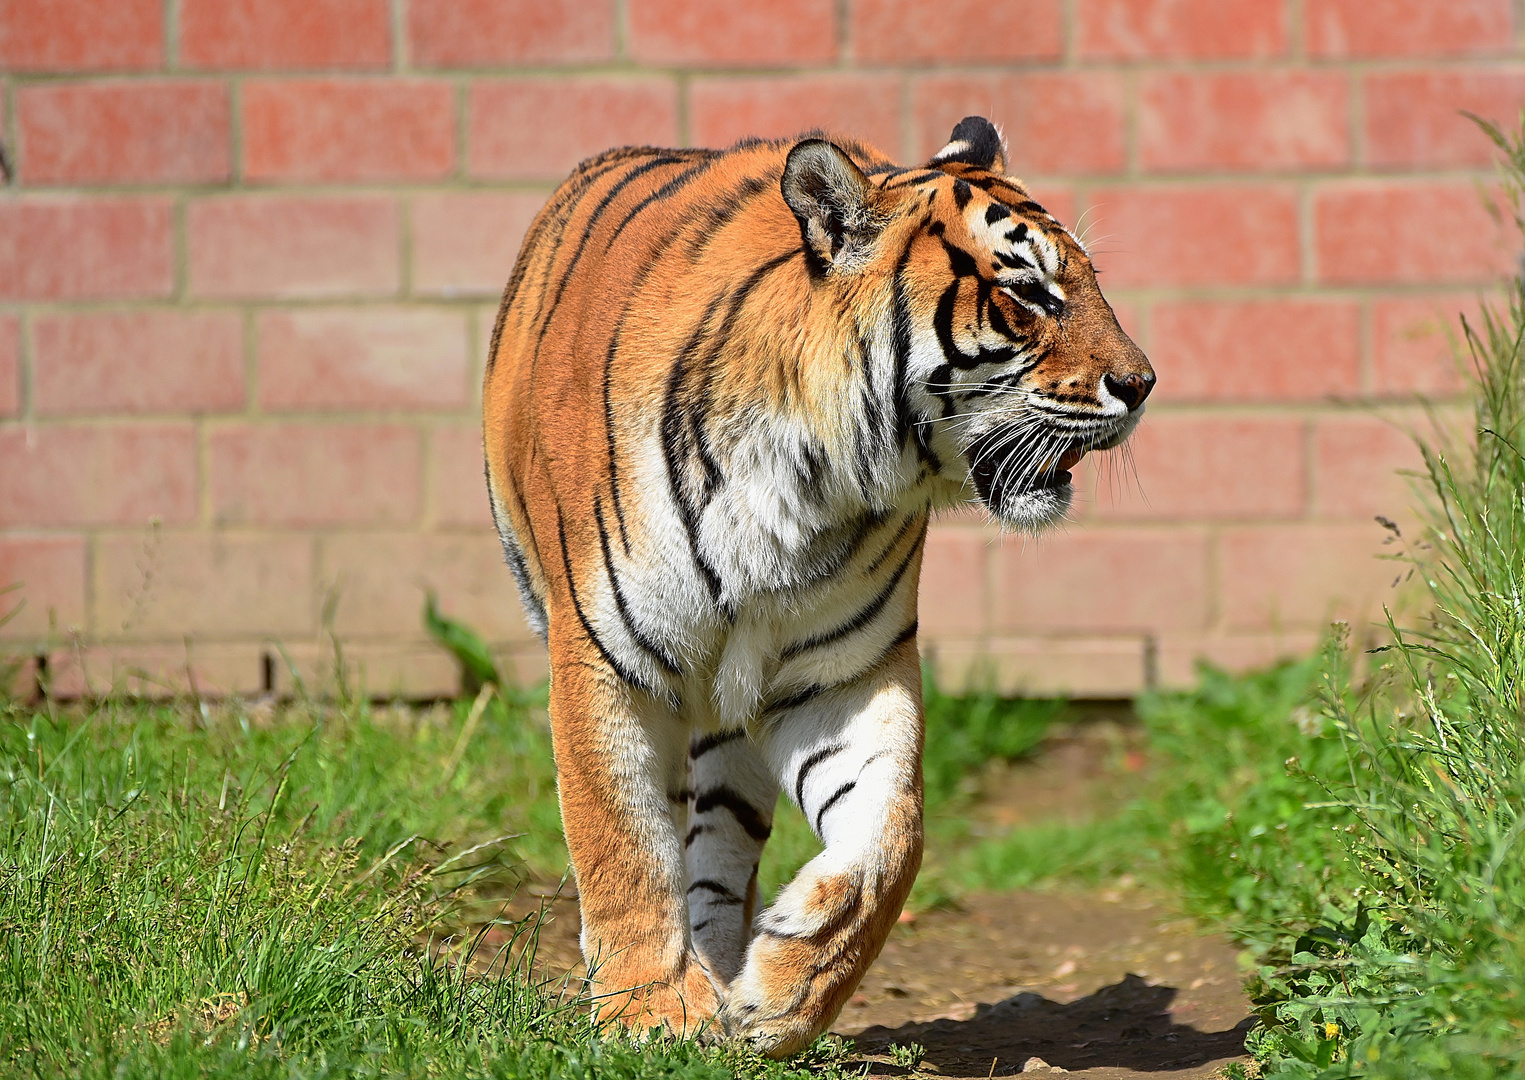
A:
<box><xmin>474</xmin><ymin>715</ymin><xmax>1254</xmax><ymax>1077</ymax></box>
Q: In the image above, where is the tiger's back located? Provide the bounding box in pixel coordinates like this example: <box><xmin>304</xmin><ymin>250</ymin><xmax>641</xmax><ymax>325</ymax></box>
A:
<box><xmin>482</xmin><ymin>119</ymin><xmax>1153</xmax><ymax>1054</ymax></box>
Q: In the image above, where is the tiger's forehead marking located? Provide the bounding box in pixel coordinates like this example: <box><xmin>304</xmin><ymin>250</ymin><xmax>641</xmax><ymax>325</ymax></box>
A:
<box><xmin>905</xmin><ymin>173</ymin><xmax>1066</xmax><ymax>283</ymax></box>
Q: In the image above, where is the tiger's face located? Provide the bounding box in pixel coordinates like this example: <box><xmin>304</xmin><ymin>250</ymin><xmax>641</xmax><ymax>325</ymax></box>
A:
<box><xmin>892</xmin><ymin>122</ymin><xmax>1153</xmax><ymax>529</ymax></box>
<box><xmin>784</xmin><ymin>117</ymin><xmax>1153</xmax><ymax>531</ymax></box>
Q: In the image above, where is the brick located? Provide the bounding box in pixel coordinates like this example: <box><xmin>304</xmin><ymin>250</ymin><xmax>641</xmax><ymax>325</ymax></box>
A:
<box><xmin>209</xmin><ymin>423</ymin><xmax>421</xmax><ymax>526</ymax></box>
<box><xmin>1307</xmin><ymin>0</ymin><xmax>1513</xmax><ymax>58</ymax></box>
<box><xmin>41</xmin><ymin>643</ymin><xmax>264</xmax><ymax>698</ymax></box>
<box><xmin>476</xmin><ymin>305</ymin><xmax>499</xmax><ymax>388</ymax></box>
<box><xmin>18</xmin><ymin>81</ymin><xmax>230</xmax><ymax>185</ymax></box>
<box><xmin>995</xmin><ymin>527</ymin><xmax>1211</xmax><ymax>634</ymax></box>
<box><xmin>0</xmin><ymin>315</ymin><xmax>17</xmax><ymax>417</ymax></box>
<box><xmin>1156</xmin><ymin>631</ymin><xmax>1321</xmax><ymax>688</ymax></box>
<box><xmin>1313</xmin><ymin>413</ymin><xmax>1430</xmax><ymax>522</ymax></box>
<box><xmin>242</xmin><ymin>80</ymin><xmax>455</xmax><ymax>183</ymax></box>
<box><xmin>0</xmin><ymin>0</ymin><xmax>161</xmax><ymax>71</ymax></box>
<box><xmin>1316</xmin><ymin>182</ymin><xmax>1510</xmax><ymax>286</ymax></box>
<box><xmin>95</xmin><ymin>533</ymin><xmax>314</xmax><ymax>638</ymax></box>
<box><xmin>1365</xmin><ymin>70</ymin><xmax>1525</xmax><ymax>169</ymax></box>
<box><xmin>851</xmin><ymin>0</ymin><xmax>1061</xmax><ymax>63</ymax></box>
<box><xmin>1079</xmin><ymin>0</ymin><xmax>1285</xmax><ymax>59</ymax></box>
<box><xmin>272</xmin><ymin>642</ymin><xmax>460</xmax><ymax>699</ymax></box>
<box><xmin>912</xmin><ymin>74</ymin><xmax>1127</xmax><ymax>177</ymax></box>
<box><xmin>408</xmin><ymin>0</ymin><xmax>614</xmax><ymax>66</ymax></box>
<box><xmin>1139</xmin><ymin>72</ymin><xmax>1349</xmax><ymax>173</ymax></box>
<box><xmin>319</xmin><ymin>533</ymin><xmax>533</xmax><ymax>643</ymax></box>
<box><xmin>1090</xmin><ymin>414</ymin><xmax>1306</xmax><ymax>521</ymax></box>
<box><xmin>257</xmin><ymin>308</ymin><xmax>471</xmax><ymax>412</ymax></box>
<box><xmin>627</xmin><ymin>0</ymin><xmax>836</xmax><ymax>65</ymax></box>
<box><xmin>689</xmin><ymin>74</ymin><xmax>903</xmax><ymax>156</ymax></box>
<box><xmin>931</xmin><ymin>636</ymin><xmax>1146</xmax><ymax>697</ymax></box>
<box><xmin>1219</xmin><ymin>524</ymin><xmax>1398</xmax><ymax>631</ymax></box>
<box><xmin>0</xmin><ymin>425</ymin><xmax>197</xmax><ymax>527</ymax></box>
<box><xmin>0</xmin><ymin>198</ymin><xmax>173</xmax><ymax>300</ymax></box>
<box><xmin>32</xmin><ymin>311</ymin><xmax>243</xmax><ymax>416</ymax></box>
<box><xmin>429</xmin><ymin>424</ymin><xmax>492</xmax><ymax>529</ymax></box>
<box><xmin>1026</xmin><ymin>184</ymin><xmax>1078</xmax><ymax>230</ymax></box>
<box><xmin>918</xmin><ymin>527</ymin><xmax>990</xmax><ymax>636</ymax></box>
<box><xmin>1086</xmin><ymin>186</ymin><xmax>1300</xmax><ymax>286</ymax></box>
<box><xmin>187</xmin><ymin>195</ymin><xmax>400</xmax><ymax>299</ymax></box>
<box><xmin>1372</xmin><ymin>296</ymin><xmax>1475</xmax><ymax>397</ymax></box>
<box><xmin>0</xmin><ymin>537</ymin><xmax>87</xmax><ymax>639</ymax></box>
<box><xmin>467</xmin><ymin>77</ymin><xmax>679</xmax><ymax>181</ymax></box>
<box><xmin>411</xmin><ymin>192</ymin><xmax>544</xmax><ymax>298</ymax></box>
<box><xmin>1150</xmin><ymin>300</ymin><xmax>1360</xmax><ymax>403</ymax></box>
<box><xmin>180</xmin><ymin>0</ymin><xmax>390</xmax><ymax>70</ymax></box>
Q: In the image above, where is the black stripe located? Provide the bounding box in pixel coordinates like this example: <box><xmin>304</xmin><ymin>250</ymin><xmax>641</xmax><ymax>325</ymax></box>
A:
<box><xmin>765</xmin><ymin>683</ymin><xmax>828</xmax><ymax>716</ymax></box>
<box><xmin>890</xmin><ymin>240</ymin><xmax>918</xmax><ymax>452</ymax></box>
<box><xmin>669</xmin><ymin>787</ymin><xmax>693</xmax><ymax>803</ymax></box>
<box><xmin>691</xmin><ymin>919</ymin><xmax>712</xmax><ymax>933</ymax></box>
<box><xmin>602</xmin><ymin>169</ymin><xmax>784</xmax><ymax>556</ymax></box>
<box><xmin>684</xmin><ymin>824</ymin><xmax>709</xmax><ymax>847</ymax></box>
<box><xmin>864</xmin><ymin>513</ymin><xmax>919</xmax><ymax>575</ymax></box>
<box><xmin>690</xmin><ymin>728</ymin><xmax>744</xmax><ymax>759</ymax></box>
<box><xmin>687</xmin><ymin>879</ymin><xmax>743</xmax><ymax>904</ymax></box>
<box><xmin>661</xmin><ymin>293</ymin><xmax>729</xmax><ymax>604</ymax></box>
<box><xmin>602</xmin><ymin>327</ymin><xmax>630</xmax><ymax>552</ymax></box>
<box><xmin>606</xmin><ymin>159</ymin><xmax>716</xmax><ymax>248</ymax></box>
<box><xmin>694</xmin><ymin>786</ymin><xmax>772</xmax><ymax>842</ymax></box>
<box><xmin>556</xmin><ymin>511</ymin><xmax>653</xmax><ymax>693</ymax></box>
<box><xmin>490</xmin><ymin>153</ymin><xmax>639</xmax><ymax>373</ymax></box>
<box><xmin>521</xmin><ymin>155</ymin><xmax>664</xmax><ymax>351</ymax></box>
<box><xmin>887</xmin><ymin>620</ymin><xmax>919</xmax><ymax>653</ymax></box>
<box><xmin>814</xmin><ymin>780</ymin><xmax>857</xmax><ymax>835</ymax></box>
<box><xmin>794</xmin><ymin>743</ymin><xmax>847</xmax><ymax>810</ymax></box>
<box><xmin>533</xmin><ymin>155</ymin><xmax>691</xmax><ymax>348</ymax></box>
<box><xmin>781</xmin><ymin>519</ymin><xmax>925</xmax><ymax>661</ymax></box>
<box><xmin>593</xmin><ymin>494</ymin><xmax>683</xmax><ymax>676</ymax></box>
<box><xmin>661</xmin><ymin>250</ymin><xmax>802</xmax><ymax>609</ymax></box>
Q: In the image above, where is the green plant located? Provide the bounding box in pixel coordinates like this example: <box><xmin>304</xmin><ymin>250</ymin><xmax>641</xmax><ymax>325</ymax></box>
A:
<box><xmin>1241</xmin><ymin>113</ymin><xmax>1525</xmax><ymax>1077</ymax></box>
<box><xmin>888</xmin><ymin>1040</ymin><xmax>926</xmax><ymax>1069</ymax></box>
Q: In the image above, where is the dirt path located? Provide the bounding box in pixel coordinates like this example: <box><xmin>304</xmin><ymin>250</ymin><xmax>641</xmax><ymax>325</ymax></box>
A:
<box><xmin>491</xmin><ymin>887</ymin><xmax>1251</xmax><ymax>1078</ymax></box>
<box><xmin>474</xmin><ymin>718</ymin><xmax>1254</xmax><ymax>1077</ymax></box>
<box><xmin>842</xmin><ymin>890</ymin><xmax>1251</xmax><ymax>1077</ymax></box>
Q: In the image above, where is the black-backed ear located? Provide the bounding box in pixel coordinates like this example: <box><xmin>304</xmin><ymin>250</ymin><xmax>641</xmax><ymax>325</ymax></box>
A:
<box><xmin>781</xmin><ymin>139</ymin><xmax>879</xmax><ymax>275</ymax></box>
<box><xmin>929</xmin><ymin>115</ymin><xmax>1006</xmax><ymax>172</ymax></box>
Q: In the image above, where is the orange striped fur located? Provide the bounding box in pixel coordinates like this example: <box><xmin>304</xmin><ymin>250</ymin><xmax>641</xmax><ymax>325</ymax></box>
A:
<box><xmin>482</xmin><ymin>117</ymin><xmax>1152</xmax><ymax>1055</ymax></box>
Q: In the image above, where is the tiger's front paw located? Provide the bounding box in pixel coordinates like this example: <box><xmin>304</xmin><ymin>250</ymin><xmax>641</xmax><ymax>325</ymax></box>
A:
<box><xmin>593</xmin><ymin>955</ymin><xmax>725</xmax><ymax>1041</ymax></box>
<box><xmin>714</xmin><ymin>998</ymin><xmax>821</xmax><ymax>1059</ymax></box>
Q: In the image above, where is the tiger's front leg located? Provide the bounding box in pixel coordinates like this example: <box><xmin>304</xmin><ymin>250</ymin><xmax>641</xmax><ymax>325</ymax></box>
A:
<box><xmin>547</xmin><ymin>629</ymin><xmax>724</xmax><ymax>1038</ymax></box>
<box><xmin>720</xmin><ymin>637</ymin><xmax>925</xmax><ymax>1056</ymax></box>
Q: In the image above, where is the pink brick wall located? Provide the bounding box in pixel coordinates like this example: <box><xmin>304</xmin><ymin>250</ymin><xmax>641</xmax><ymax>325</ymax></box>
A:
<box><xmin>1</xmin><ymin>0</ymin><xmax>1518</xmax><ymax>698</ymax></box>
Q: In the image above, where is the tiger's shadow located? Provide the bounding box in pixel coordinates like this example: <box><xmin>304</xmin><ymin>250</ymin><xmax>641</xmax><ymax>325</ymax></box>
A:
<box><xmin>850</xmin><ymin>974</ymin><xmax>1254</xmax><ymax>1075</ymax></box>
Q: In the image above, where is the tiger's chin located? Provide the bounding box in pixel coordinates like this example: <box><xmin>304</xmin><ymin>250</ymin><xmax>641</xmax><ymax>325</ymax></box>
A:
<box><xmin>977</xmin><ymin>474</ymin><xmax>1074</xmax><ymax>532</ymax></box>
<box><xmin>965</xmin><ymin>433</ymin><xmax>1084</xmax><ymax>533</ymax></box>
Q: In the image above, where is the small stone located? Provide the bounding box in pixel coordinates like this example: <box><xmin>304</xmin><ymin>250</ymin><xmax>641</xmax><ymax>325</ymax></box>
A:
<box><xmin>1021</xmin><ymin>1058</ymin><xmax>1066</xmax><ymax>1073</ymax></box>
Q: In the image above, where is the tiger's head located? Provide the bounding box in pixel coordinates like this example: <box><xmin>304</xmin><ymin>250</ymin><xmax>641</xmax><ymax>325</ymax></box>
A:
<box><xmin>781</xmin><ymin>116</ymin><xmax>1154</xmax><ymax>530</ymax></box>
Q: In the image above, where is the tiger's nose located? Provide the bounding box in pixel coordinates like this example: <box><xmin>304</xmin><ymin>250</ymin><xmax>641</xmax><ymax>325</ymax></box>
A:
<box><xmin>1103</xmin><ymin>371</ymin><xmax>1154</xmax><ymax>411</ymax></box>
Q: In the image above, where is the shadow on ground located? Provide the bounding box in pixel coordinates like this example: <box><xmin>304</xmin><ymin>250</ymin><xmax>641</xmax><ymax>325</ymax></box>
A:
<box><xmin>853</xmin><ymin>975</ymin><xmax>1254</xmax><ymax>1076</ymax></box>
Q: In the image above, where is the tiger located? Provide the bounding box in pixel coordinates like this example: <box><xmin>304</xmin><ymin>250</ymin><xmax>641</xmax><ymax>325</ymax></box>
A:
<box><xmin>481</xmin><ymin>115</ymin><xmax>1154</xmax><ymax>1055</ymax></box>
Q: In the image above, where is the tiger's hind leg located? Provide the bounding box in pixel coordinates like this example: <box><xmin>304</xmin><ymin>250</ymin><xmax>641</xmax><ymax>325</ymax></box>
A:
<box><xmin>684</xmin><ymin>729</ymin><xmax>777</xmax><ymax>987</ymax></box>
<box><xmin>720</xmin><ymin>638</ymin><xmax>924</xmax><ymax>1056</ymax></box>
<box><xmin>546</xmin><ymin>632</ymin><xmax>724</xmax><ymax>1038</ymax></box>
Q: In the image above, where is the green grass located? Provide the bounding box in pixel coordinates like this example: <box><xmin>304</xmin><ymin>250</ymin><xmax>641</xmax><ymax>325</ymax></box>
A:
<box><xmin>0</xmin><ymin>691</ymin><xmax>899</xmax><ymax>1079</ymax></box>
<box><xmin>0</xmin><ymin>663</ymin><xmax>1063</xmax><ymax>1078</ymax></box>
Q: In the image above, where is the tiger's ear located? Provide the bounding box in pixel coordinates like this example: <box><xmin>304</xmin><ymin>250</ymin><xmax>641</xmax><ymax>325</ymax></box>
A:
<box><xmin>782</xmin><ymin>139</ymin><xmax>879</xmax><ymax>274</ymax></box>
<box><xmin>929</xmin><ymin>115</ymin><xmax>1006</xmax><ymax>173</ymax></box>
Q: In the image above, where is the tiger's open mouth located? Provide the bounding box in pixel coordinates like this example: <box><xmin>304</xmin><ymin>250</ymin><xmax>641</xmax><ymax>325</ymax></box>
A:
<box><xmin>968</xmin><ymin>434</ymin><xmax>1087</xmax><ymax>506</ymax></box>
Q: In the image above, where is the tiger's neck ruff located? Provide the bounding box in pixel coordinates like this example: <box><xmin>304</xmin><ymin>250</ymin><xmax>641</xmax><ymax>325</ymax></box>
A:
<box><xmin>482</xmin><ymin>116</ymin><xmax>1153</xmax><ymax>1055</ymax></box>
